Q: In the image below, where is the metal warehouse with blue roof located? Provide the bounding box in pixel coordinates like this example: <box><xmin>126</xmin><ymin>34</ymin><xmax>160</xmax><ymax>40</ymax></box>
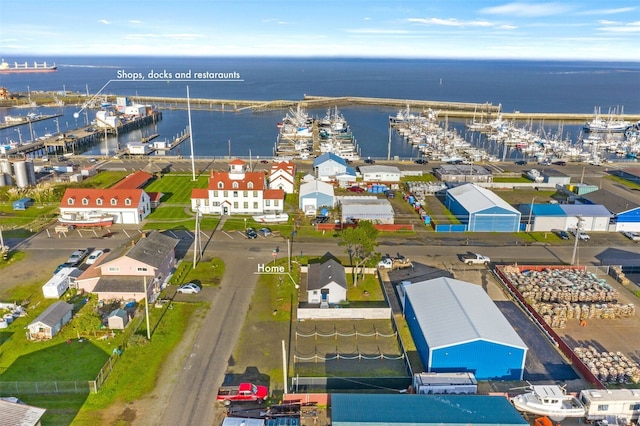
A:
<box><xmin>445</xmin><ymin>183</ymin><xmax>521</xmax><ymax>232</ymax></box>
<box><xmin>401</xmin><ymin>277</ymin><xmax>528</xmax><ymax>380</ymax></box>
<box><xmin>580</xmin><ymin>188</ymin><xmax>640</xmax><ymax>232</ymax></box>
<box><xmin>330</xmin><ymin>393</ymin><xmax>529</xmax><ymax>426</ymax></box>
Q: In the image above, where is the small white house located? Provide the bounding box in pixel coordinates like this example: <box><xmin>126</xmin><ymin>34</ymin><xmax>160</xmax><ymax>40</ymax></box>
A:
<box><xmin>306</xmin><ymin>258</ymin><xmax>347</xmax><ymax>306</ymax></box>
<box><xmin>359</xmin><ymin>165</ymin><xmax>401</xmax><ymax>182</ymax></box>
<box><xmin>27</xmin><ymin>301</ymin><xmax>74</xmax><ymax>340</ymax></box>
<box><xmin>269</xmin><ymin>161</ymin><xmax>296</xmax><ymax>194</ymax></box>
<box><xmin>313</xmin><ymin>153</ymin><xmax>348</xmax><ymax>181</ymax></box>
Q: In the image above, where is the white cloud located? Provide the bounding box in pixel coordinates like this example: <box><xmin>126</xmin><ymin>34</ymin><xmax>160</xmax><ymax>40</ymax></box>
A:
<box><xmin>346</xmin><ymin>28</ymin><xmax>411</xmax><ymax>34</ymax></box>
<box><xmin>408</xmin><ymin>18</ymin><xmax>494</xmax><ymax>27</ymax></box>
<box><xmin>480</xmin><ymin>2</ymin><xmax>572</xmax><ymax>17</ymax></box>
<box><xmin>578</xmin><ymin>7</ymin><xmax>636</xmax><ymax>16</ymax></box>
<box><xmin>97</xmin><ymin>19</ymin><xmax>111</xmax><ymax>25</ymax></box>
<box><xmin>129</xmin><ymin>20</ymin><xmax>142</xmax><ymax>24</ymax></box>
<box><xmin>597</xmin><ymin>21</ymin><xmax>640</xmax><ymax>33</ymax></box>
<box><xmin>597</xmin><ymin>20</ymin><xmax>619</xmax><ymax>25</ymax></box>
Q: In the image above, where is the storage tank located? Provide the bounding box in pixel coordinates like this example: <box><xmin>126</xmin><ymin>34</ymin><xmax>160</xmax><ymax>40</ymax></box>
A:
<box><xmin>0</xmin><ymin>159</ymin><xmax>11</xmax><ymax>175</ymax></box>
<box><xmin>13</xmin><ymin>161</ymin><xmax>29</xmax><ymax>188</ymax></box>
<box><xmin>25</xmin><ymin>160</ymin><xmax>36</xmax><ymax>185</ymax></box>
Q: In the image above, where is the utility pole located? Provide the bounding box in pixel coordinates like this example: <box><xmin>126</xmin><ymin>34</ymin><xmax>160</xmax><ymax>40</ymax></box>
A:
<box><xmin>144</xmin><ymin>276</ymin><xmax>151</xmax><ymax>340</ymax></box>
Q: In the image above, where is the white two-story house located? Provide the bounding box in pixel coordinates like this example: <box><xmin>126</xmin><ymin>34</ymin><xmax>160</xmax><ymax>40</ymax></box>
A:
<box><xmin>191</xmin><ymin>159</ymin><xmax>285</xmax><ymax>215</ymax></box>
<box><xmin>268</xmin><ymin>161</ymin><xmax>296</xmax><ymax>194</ymax></box>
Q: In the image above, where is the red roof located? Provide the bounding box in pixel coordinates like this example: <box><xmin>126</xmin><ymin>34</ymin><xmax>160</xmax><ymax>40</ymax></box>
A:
<box><xmin>146</xmin><ymin>192</ymin><xmax>163</xmax><ymax>202</ymax></box>
<box><xmin>191</xmin><ymin>188</ymin><xmax>208</xmax><ymax>199</ymax></box>
<box><xmin>60</xmin><ymin>188</ymin><xmax>145</xmax><ymax>208</ymax></box>
<box><xmin>111</xmin><ymin>171</ymin><xmax>153</xmax><ymax>189</ymax></box>
<box><xmin>271</xmin><ymin>161</ymin><xmax>295</xmax><ymax>173</ymax></box>
<box><xmin>229</xmin><ymin>158</ymin><xmax>246</xmax><ymax>166</ymax></box>
<box><xmin>264</xmin><ymin>189</ymin><xmax>285</xmax><ymax>200</ymax></box>
<box><xmin>208</xmin><ymin>171</ymin><xmax>265</xmax><ymax>190</ymax></box>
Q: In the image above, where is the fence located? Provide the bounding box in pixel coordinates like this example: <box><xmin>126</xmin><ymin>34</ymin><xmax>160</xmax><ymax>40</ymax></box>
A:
<box><xmin>290</xmin><ymin>376</ymin><xmax>411</xmax><ymax>393</ymax></box>
<box><xmin>0</xmin><ymin>380</ymin><xmax>94</xmax><ymax>394</ymax></box>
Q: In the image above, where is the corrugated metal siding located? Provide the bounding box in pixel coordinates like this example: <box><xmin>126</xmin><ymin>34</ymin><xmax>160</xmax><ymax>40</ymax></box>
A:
<box><xmin>404</xmin><ymin>297</ymin><xmax>431</xmax><ymax>372</ymax></box>
<box><xmin>470</xmin><ymin>212</ymin><xmax>520</xmax><ymax>232</ymax></box>
<box><xmin>431</xmin><ymin>340</ymin><xmax>525</xmax><ymax>380</ymax></box>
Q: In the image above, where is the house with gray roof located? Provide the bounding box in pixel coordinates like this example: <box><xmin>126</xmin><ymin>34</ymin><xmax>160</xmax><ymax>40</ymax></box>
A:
<box><xmin>95</xmin><ymin>231</ymin><xmax>179</xmax><ymax>301</ymax></box>
<box><xmin>27</xmin><ymin>301</ymin><xmax>73</xmax><ymax>340</ymax></box>
<box><xmin>402</xmin><ymin>277</ymin><xmax>527</xmax><ymax>380</ymax></box>
<box><xmin>0</xmin><ymin>399</ymin><xmax>47</xmax><ymax>426</ymax></box>
<box><xmin>306</xmin><ymin>257</ymin><xmax>347</xmax><ymax>306</ymax></box>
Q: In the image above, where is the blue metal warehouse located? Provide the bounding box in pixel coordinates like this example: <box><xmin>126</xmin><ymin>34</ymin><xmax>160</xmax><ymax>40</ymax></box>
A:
<box><xmin>445</xmin><ymin>183</ymin><xmax>521</xmax><ymax>232</ymax></box>
<box><xmin>580</xmin><ymin>188</ymin><xmax>640</xmax><ymax>232</ymax></box>
<box><xmin>331</xmin><ymin>393</ymin><xmax>529</xmax><ymax>426</ymax></box>
<box><xmin>402</xmin><ymin>277</ymin><xmax>528</xmax><ymax>380</ymax></box>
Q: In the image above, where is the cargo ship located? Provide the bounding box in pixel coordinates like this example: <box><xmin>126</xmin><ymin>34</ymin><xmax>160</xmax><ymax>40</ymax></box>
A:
<box><xmin>0</xmin><ymin>60</ymin><xmax>57</xmax><ymax>73</ymax></box>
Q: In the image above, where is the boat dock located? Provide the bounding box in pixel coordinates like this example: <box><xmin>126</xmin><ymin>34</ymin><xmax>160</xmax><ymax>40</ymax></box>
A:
<box><xmin>0</xmin><ymin>113</ymin><xmax>63</xmax><ymax>131</ymax></box>
<box><xmin>5</xmin><ymin>111</ymin><xmax>162</xmax><ymax>158</ymax></box>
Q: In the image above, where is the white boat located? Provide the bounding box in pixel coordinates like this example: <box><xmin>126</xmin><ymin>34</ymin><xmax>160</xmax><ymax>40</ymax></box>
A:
<box><xmin>58</xmin><ymin>211</ymin><xmax>114</xmax><ymax>227</ymax></box>
<box><xmin>526</xmin><ymin>169</ymin><xmax>544</xmax><ymax>183</ymax></box>
<box><xmin>510</xmin><ymin>385</ymin><xmax>586</xmax><ymax>418</ymax></box>
<box><xmin>252</xmin><ymin>213</ymin><xmax>289</xmax><ymax>223</ymax></box>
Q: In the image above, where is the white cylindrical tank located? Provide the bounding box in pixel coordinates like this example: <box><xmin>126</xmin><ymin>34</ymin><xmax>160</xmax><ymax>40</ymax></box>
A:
<box><xmin>0</xmin><ymin>159</ymin><xmax>11</xmax><ymax>175</ymax></box>
<box><xmin>14</xmin><ymin>161</ymin><xmax>29</xmax><ymax>187</ymax></box>
<box><xmin>26</xmin><ymin>160</ymin><xmax>36</xmax><ymax>185</ymax></box>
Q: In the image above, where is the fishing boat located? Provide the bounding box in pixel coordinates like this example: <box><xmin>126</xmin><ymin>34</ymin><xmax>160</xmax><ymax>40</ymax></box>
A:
<box><xmin>510</xmin><ymin>385</ymin><xmax>586</xmax><ymax>418</ymax></box>
<box><xmin>0</xmin><ymin>59</ymin><xmax>57</xmax><ymax>73</ymax></box>
<box><xmin>252</xmin><ymin>213</ymin><xmax>289</xmax><ymax>223</ymax></box>
<box><xmin>526</xmin><ymin>169</ymin><xmax>544</xmax><ymax>183</ymax></box>
<box><xmin>584</xmin><ymin>107</ymin><xmax>631</xmax><ymax>133</ymax></box>
<box><xmin>58</xmin><ymin>211</ymin><xmax>114</xmax><ymax>227</ymax></box>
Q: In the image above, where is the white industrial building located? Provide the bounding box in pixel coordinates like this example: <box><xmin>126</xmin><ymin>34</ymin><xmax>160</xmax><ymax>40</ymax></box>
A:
<box><xmin>338</xmin><ymin>196</ymin><xmax>395</xmax><ymax>224</ymax></box>
<box><xmin>359</xmin><ymin>165</ymin><xmax>401</xmax><ymax>182</ymax></box>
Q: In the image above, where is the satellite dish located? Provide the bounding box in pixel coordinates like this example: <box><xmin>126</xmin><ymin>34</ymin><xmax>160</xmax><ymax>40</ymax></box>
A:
<box><xmin>73</xmin><ymin>112</ymin><xmax>79</xmax><ymax>119</ymax></box>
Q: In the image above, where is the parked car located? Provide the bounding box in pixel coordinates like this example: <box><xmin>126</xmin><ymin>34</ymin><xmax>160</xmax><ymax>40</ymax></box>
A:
<box><xmin>260</xmin><ymin>159</ymin><xmax>269</xmax><ymax>164</ymax></box>
<box><xmin>177</xmin><ymin>282</ymin><xmax>201</xmax><ymax>294</ymax></box>
<box><xmin>552</xmin><ymin>229</ymin><xmax>570</xmax><ymax>240</ymax></box>
<box><xmin>552</xmin><ymin>160</ymin><xmax>567</xmax><ymax>166</ymax></box>
<box><xmin>622</xmin><ymin>231</ymin><xmax>640</xmax><ymax>241</ymax></box>
<box><xmin>364</xmin><ymin>158</ymin><xmax>375</xmax><ymax>164</ymax></box>
<box><xmin>53</xmin><ymin>264</ymin><xmax>68</xmax><ymax>275</ymax></box>
<box><xmin>538</xmin><ymin>160</ymin><xmax>551</xmax><ymax>166</ymax></box>
<box><xmin>258</xmin><ymin>227</ymin><xmax>272</xmax><ymax>237</ymax></box>
<box><xmin>568</xmin><ymin>227</ymin><xmax>590</xmax><ymax>241</ymax></box>
<box><xmin>347</xmin><ymin>186</ymin><xmax>365</xmax><ymax>192</ymax></box>
<box><xmin>66</xmin><ymin>249</ymin><xmax>89</xmax><ymax>266</ymax></box>
<box><xmin>414</xmin><ymin>158</ymin><xmax>428</xmax><ymax>164</ymax></box>
<box><xmin>245</xmin><ymin>227</ymin><xmax>258</xmax><ymax>239</ymax></box>
<box><xmin>514</xmin><ymin>160</ymin><xmax>528</xmax><ymax>165</ymax></box>
<box><xmin>85</xmin><ymin>249</ymin><xmax>104</xmax><ymax>265</ymax></box>
<box><xmin>311</xmin><ymin>216</ymin><xmax>329</xmax><ymax>225</ymax></box>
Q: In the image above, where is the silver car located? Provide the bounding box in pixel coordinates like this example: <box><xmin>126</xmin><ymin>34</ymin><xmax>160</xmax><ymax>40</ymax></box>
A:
<box><xmin>622</xmin><ymin>231</ymin><xmax>640</xmax><ymax>241</ymax></box>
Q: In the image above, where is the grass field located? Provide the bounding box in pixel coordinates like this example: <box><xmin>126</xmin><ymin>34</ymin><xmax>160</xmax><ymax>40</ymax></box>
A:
<box><xmin>144</xmin><ymin>174</ymin><xmax>208</xmax><ymax>203</ymax></box>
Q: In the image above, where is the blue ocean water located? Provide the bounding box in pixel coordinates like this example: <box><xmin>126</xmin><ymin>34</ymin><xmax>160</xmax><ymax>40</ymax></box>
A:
<box><xmin>1</xmin><ymin>57</ymin><xmax>638</xmax><ymax>158</ymax></box>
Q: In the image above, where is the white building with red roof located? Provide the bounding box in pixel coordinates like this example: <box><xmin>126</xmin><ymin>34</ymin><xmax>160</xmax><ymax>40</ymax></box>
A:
<box><xmin>268</xmin><ymin>160</ymin><xmax>296</xmax><ymax>194</ymax></box>
<box><xmin>191</xmin><ymin>159</ymin><xmax>285</xmax><ymax>215</ymax></box>
<box><xmin>59</xmin><ymin>187</ymin><xmax>151</xmax><ymax>225</ymax></box>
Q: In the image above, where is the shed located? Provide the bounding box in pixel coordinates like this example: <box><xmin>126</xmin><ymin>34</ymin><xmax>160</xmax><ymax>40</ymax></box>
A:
<box><xmin>107</xmin><ymin>308</ymin><xmax>129</xmax><ymax>329</ymax></box>
<box><xmin>330</xmin><ymin>393</ymin><xmax>529</xmax><ymax>426</ymax></box>
<box><xmin>435</xmin><ymin>164</ymin><xmax>493</xmax><ymax>183</ymax></box>
<box><xmin>579</xmin><ymin>189</ymin><xmax>640</xmax><ymax>232</ymax></box>
<box><xmin>27</xmin><ymin>301</ymin><xmax>73</xmax><ymax>340</ymax></box>
<box><xmin>0</xmin><ymin>399</ymin><xmax>47</xmax><ymax>426</ymax></box>
<box><xmin>299</xmin><ymin>180</ymin><xmax>335</xmax><ymax>216</ymax></box>
<box><xmin>12</xmin><ymin>197</ymin><xmax>34</xmax><ymax>210</ymax></box>
<box><xmin>306</xmin><ymin>257</ymin><xmax>347</xmax><ymax>306</ymax></box>
<box><xmin>541</xmin><ymin>168</ymin><xmax>571</xmax><ymax>185</ymax></box>
<box><xmin>445</xmin><ymin>183</ymin><xmax>521</xmax><ymax>232</ymax></box>
<box><xmin>313</xmin><ymin>152</ymin><xmax>348</xmax><ymax>181</ymax></box>
<box><xmin>339</xmin><ymin>197</ymin><xmax>395</xmax><ymax>224</ymax></box>
<box><xmin>402</xmin><ymin>277</ymin><xmax>527</xmax><ymax>380</ymax></box>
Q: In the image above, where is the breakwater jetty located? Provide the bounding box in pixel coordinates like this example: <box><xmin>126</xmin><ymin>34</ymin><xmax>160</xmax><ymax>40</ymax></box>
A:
<box><xmin>117</xmin><ymin>94</ymin><xmax>640</xmax><ymax>123</ymax></box>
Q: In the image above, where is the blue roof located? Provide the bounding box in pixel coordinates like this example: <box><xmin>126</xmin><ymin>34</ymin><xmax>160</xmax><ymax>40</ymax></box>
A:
<box><xmin>331</xmin><ymin>393</ymin><xmax>528</xmax><ymax>425</ymax></box>
<box><xmin>313</xmin><ymin>152</ymin><xmax>347</xmax><ymax>167</ymax></box>
<box><xmin>520</xmin><ymin>203</ymin><xmax>565</xmax><ymax>216</ymax></box>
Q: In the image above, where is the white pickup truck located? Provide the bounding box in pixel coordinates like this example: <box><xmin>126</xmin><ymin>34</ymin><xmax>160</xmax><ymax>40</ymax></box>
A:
<box><xmin>461</xmin><ymin>253</ymin><xmax>491</xmax><ymax>265</ymax></box>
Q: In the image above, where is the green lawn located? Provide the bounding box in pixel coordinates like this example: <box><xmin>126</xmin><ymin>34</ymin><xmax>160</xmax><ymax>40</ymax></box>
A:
<box><xmin>144</xmin><ymin>174</ymin><xmax>208</xmax><ymax>203</ymax></box>
<box><xmin>169</xmin><ymin>257</ymin><xmax>226</xmax><ymax>286</ymax></box>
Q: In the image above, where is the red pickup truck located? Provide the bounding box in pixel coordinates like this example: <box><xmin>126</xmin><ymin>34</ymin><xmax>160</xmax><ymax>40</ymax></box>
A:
<box><xmin>216</xmin><ymin>382</ymin><xmax>268</xmax><ymax>406</ymax></box>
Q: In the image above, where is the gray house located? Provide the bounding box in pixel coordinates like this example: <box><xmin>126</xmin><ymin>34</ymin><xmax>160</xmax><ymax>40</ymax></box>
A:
<box><xmin>306</xmin><ymin>258</ymin><xmax>347</xmax><ymax>306</ymax></box>
<box><xmin>27</xmin><ymin>301</ymin><xmax>73</xmax><ymax>340</ymax></box>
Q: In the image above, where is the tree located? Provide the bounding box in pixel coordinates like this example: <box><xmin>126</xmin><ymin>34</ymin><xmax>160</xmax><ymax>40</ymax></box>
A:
<box><xmin>338</xmin><ymin>221</ymin><xmax>379</xmax><ymax>286</ymax></box>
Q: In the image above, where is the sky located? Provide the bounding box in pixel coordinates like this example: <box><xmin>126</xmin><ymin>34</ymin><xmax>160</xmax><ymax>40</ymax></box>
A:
<box><xmin>0</xmin><ymin>0</ymin><xmax>639</xmax><ymax>60</ymax></box>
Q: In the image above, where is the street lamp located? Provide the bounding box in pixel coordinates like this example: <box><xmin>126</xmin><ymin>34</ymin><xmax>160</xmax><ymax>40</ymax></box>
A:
<box><xmin>527</xmin><ymin>197</ymin><xmax>535</xmax><ymax>232</ymax></box>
